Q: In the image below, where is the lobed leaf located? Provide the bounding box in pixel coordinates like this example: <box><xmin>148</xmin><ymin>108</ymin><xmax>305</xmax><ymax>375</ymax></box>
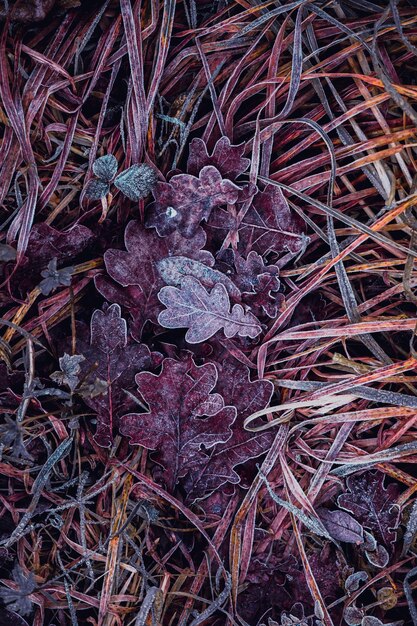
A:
<box><xmin>187</xmin><ymin>136</ymin><xmax>250</xmax><ymax>180</ymax></box>
<box><xmin>158</xmin><ymin>276</ymin><xmax>262</xmax><ymax>343</ymax></box>
<box><xmin>184</xmin><ymin>360</ymin><xmax>274</xmax><ymax>499</ymax></box>
<box><xmin>97</xmin><ymin>221</ymin><xmax>213</xmax><ymax>339</ymax></box>
<box><xmin>227</xmin><ymin>250</ymin><xmax>283</xmax><ymax>318</ymax></box>
<box><xmin>237</xmin><ymin>184</ymin><xmax>305</xmax><ymax>256</ymax></box>
<box><xmin>146</xmin><ymin>165</ymin><xmax>241</xmax><ymax>238</ymax></box>
<box><xmin>157</xmin><ymin>255</ymin><xmax>240</xmax><ymax>298</ymax></box>
<box><xmin>338</xmin><ymin>472</ymin><xmax>400</xmax><ymax>546</ymax></box>
<box><xmin>120</xmin><ymin>358</ymin><xmax>236</xmax><ymax>490</ymax></box>
<box><xmin>76</xmin><ymin>303</ymin><xmax>157</xmax><ymax>447</ymax></box>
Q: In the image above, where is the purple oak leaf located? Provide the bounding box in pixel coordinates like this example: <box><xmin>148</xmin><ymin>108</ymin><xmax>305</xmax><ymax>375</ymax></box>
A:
<box><xmin>76</xmin><ymin>303</ymin><xmax>155</xmax><ymax>447</ymax></box>
<box><xmin>243</xmin><ymin>273</ymin><xmax>284</xmax><ymax>318</ymax></box>
<box><xmin>96</xmin><ymin>220</ymin><xmax>214</xmax><ymax>340</ymax></box>
<box><xmin>231</xmin><ymin>250</ymin><xmax>279</xmax><ymax>291</ymax></box>
<box><xmin>241</xmin><ymin>544</ymin><xmax>344</xmax><ymax>623</ymax></box>
<box><xmin>230</xmin><ymin>251</ymin><xmax>283</xmax><ymax>318</ymax></box>
<box><xmin>204</xmin><ymin>185</ymin><xmax>305</xmax><ymax>258</ymax></box>
<box><xmin>120</xmin><ymin>358</ymin><xmax>236</xmax><ymax>491</ymax></box>
<box><xmin>288</xmin><ymin>544</ymin><xmax>345</xmax><ymax>604</ymax></box>
<box><xmin>338</xmin><ymin>472</ymin><xmax>400</xmax><ymax>546</ymax></box>
<box><xmin>156</xmin><ymin>256</ymin><xmax>241</xmax><ymax>298</ymax></box>
<box><xmin>317</xmin><ymin>508</ymin><xmax>364</xmax><ymax>544</ymax></box>
<box><xmin>184</xmin><ymin>360</ymin><xmax>274</xmax><ymax>500</ymax></box>
<box><xmin>146</xmin><ymin>165</ymin><xmax>241</xmax><ymax>238</ymax></box>
<box><xmin>158</xmin><ymin>276</ymin><xmax>262</xmax><ymax>343</ymax></box>
<box><xmin>94</xmin><ymin>277</ymin><xmax>145</xmax><ymax>341</ymax></box>
<box><xmin>206</xmin><ymin>185</ymin><xmax>306</xmax><ymax>257</ymax></box>
<box><xmin>238</xmin><ymin>185</ymin><xmax>305</xmax><ymax>256</ymax></box>
<box><xmin>187</xmin><ymin>136</ymin><xmax>250</xmax><ymax>180</ymax></box>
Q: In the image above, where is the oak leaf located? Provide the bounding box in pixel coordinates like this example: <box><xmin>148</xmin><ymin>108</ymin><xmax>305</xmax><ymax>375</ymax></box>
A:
<box><xmin>120</xmin><ymin>358</ymin><xmax>236</xmax><ymax>490</ymax></box>
<box><xmin>76</xmin><ymin>304</ymin><xmax>156</xmax><ymax>447</ymax></box>
<box><xmin>338</xmin><ymin>472</ymin><xmax>400</xmax><ymax>546</ymax></box>
<box><xmin>146</xmin><ymin>165</ymin><xmax>241</xmax><ymax>238</ymax></box>
<box><xmin>158</xmin><ymin>276</ymin><xmax>262</xmax><ymax>343</ymax></box>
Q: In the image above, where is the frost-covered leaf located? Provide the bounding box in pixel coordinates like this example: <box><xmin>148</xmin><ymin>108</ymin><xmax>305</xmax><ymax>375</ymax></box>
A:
<box><xmin>362</xmin><ymin>619</ymin><xmax>383</xmax><ymax>626</ymax></box>
<box><xmin>187</xmin><ymin>136</ymin><xmax>250</xmax><ymax>179</ymax></box>
<box><xmin>236</xmin><ymin>185</ymin><xmax>305</xmax><ymax>256</ymax></box>
<box><xmin>362</xmin><ymin>530</ymin><xmax>377</xmax><ymax>551</ymax></box>
<box><xmin>94</xmin><ymin>277</ymin><xmax>145</xmax><ymax>339</ymax></box>
<box><xmin>0</xmin><ymin>416</ymin><xmax>32</xmax><ymax>461</ymax></box>
<box><xmin>338</xmin><ymin>472</ymin><xmax>400</xmax><ymax>545</ymax></box>
<box><xmin>96</xmin><ymin>220</ymin><xmax>214</xmax><ymax>339</ymax></box>
<box><xmin>158</xmin><ymin>276</ymin><xmax>262</xmax><ymax>343</ymax></box>
<box><xmin>50</xmin><ymin>353</ymin><xmax>85</xmax><ymax>392</ymax></box>
<box><xmin>344</xmin><ymin>606</ymin><xmax>363</xmax><ymax>626</ymax></box>
<box><xmin>232</xmin><ymin>251</ymin><xmax>283</xmax><ymax>318</ymax></box>
<box><xmin>243</xmin><ymin>543</ymin><xmax>343</xmax><ymax>624</ymax></box>
<box><xmin>26</xmin><ymin>223</ymin><xmax>94</xmax><ymax>267</ymax></box>
<box><xmin>183</xmin><ymin>360</ymin><xmax>274</xmax><ymax>500</ymax></box>
<box><xmin>344</xmin><ymin>571</ymin><xmax>368</xmax><ymax>593</ymax></box>
<box><xmin>39</xmin><ymin>258</ymin><xmax>73</xmax><ymax>295</ymax></box>
<box><xmin>92</xmin><ymin>154</ymin><xmax>118</xmax><ymax>182</ymax></box>
<box><xmin>114</xmin><ymin>164</ymin><xmax>156</xmax><ymax>201</ymax></box>
<box><xmin>120</xmin><ymin>358</ymin><xmax>236</xmax><ymax>490</ymax></box>
<box><xmin>275</xmin><ymin>603</ymin><xmax>308</xmax><ymax>626</ymax></box>
<box><xmin>243</xmin><ymin>273</ymin><xmax>283</xmax><ymax>318</ymax></box>
<box><xmin>364</xmin><ymin>543</ymin><xmax>389</xmax><ymax>568</ymax></box>
<box><xmin>230</xmin><ymin>250</ymin><xmax>280</xmax><ymax>292</ymax></box>
<box><xmin>0</xmin><ymin>564</ymin><xmax>35</xmax><ymax>616</ymax></box>
<box><xmin>76</xmin><ymin>303</ymin><xmax>156</xmax><ymax>447</ymax></box>
<box><xmin>157</xmin><ymin>256</ymin><xmax>240</xmax><ymax>298</ymax></box>
<box><xmin>317</xmin><ymin>508</ymin><xmax>364</xmax><ymax>544</ymax></box>
<box><xmin>84</xmin><ymin>178</ymin><xmax>109</xmax><ymax>200</ymax></box>
<box><xmin>146</xmin><ymin>165</ymin><xmax>241</xmax><ymax>238</ymax></box>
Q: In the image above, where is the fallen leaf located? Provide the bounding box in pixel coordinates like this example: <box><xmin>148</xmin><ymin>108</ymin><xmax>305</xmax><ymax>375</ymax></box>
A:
<box><xmin>96</xmin><ymin>220</ymin><xmax>214</xmax><ymax>339</ymax></box>
<box><xmin>93</xmin><ymin>154</ymin><xmax>118</xmax><ymax>182</ymax></box>
<box><xmin>238</xmin><ymin>185</ymin><xmax>305</xmax><ymax>256</ymax></box>
<box><xmin>338</xmin><ymin>472</ymin><xmax>400</xmax><ymax>546</ymax></box>
<box><xmin>114</xmin><ymin>163</ymin><xmax>156</xmax><ymax>201</ymax></box>
<box><xmin>158</xmin><ymin>276</ymin><xmax>262</xmax><ymax>343</ymax></box>
<box><xmin>76</xmin><ymin>303</ymin><xmax>156</xmax><ymax>447</ymax></box>
<box><xmin>120</xmin><ymin>357</ymin><xmax>236</xmax><ymax>490</ymax></box>
<box><xmin>157</xmin><ymin>256</ymin><xmax>241</xmax><ymax>298</ymax></box>
<box><xmin>187</xmin><ymin>136</ymin><xmax>250</xmax><ymax>180</ymax></box>
<box><xmin>184</xmin><ymin>360</ymin><xmax>274</xmax><ymax>499</ymax></box>
<box><xmin>317</xmin><ymin>508</ymin><xmax>364</xmax><ymax>544</ymax></box>
<box><xmin>146</xmin><ymin>165</ymin><xmax>241</xmax><ymax>238</ymax></box>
